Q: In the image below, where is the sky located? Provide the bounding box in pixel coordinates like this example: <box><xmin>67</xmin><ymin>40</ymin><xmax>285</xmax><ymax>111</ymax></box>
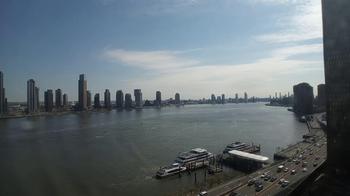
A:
<box><xmin>0</xmin><ymin>0</ymin><xmax>324</xmax><ymax>102</ymax></box>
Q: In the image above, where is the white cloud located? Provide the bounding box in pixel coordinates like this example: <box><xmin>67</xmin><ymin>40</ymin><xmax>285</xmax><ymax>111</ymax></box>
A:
<box><xmin>255</xmin><ymin>0</ymin><xmax>322</xmax><ymax>43</ymax></box>
<box><xmin>103</xmin><ymin>44</ymin><xmax>323</xmax><ymax>98</ymax></box>
<box><xmin>104</xmin><ymin>49</ymin><xmax>200</xmax><ymax>71</ymax></box>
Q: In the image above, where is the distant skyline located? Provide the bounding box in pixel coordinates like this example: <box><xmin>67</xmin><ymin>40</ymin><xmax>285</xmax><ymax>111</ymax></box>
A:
<box><xmin>0</xmin><ymin>0</ymin><xmax>324</xmax><ymax>102</ymax></box>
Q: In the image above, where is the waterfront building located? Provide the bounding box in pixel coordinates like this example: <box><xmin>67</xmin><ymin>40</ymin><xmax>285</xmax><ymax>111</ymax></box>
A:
<box><xmin>322</xmin><ymin>0</ymin><xmax>350</xmax><ymax>191</ymax></box>
<box><xmin>217</xmin><ymin>96</ymin><xmax>221</xmax><ymax>103</ymax></box>
<box><xmin>0</xmin><ymin>71</ymin><xmax>6</xmax><ymax>115</ymax></box>
<box><xmin>235</xmin><ymin>93</ymin><xmax>238</xmax><ymax>103</ymax></box>
<box><xmin>86</xmin><ymin>91</ymin><xmax>91</xmax><ymax>108</ymax></box>
<box><xmin>175</xmin><ymin>93</ymin><xmax>180</xmax><ymax>105</ymax></box>
<box><xmin>78</xmin><ymin>74</ymin><xmax>87</xmax><ymax>110</ymax></box>
<box><xmin>104</xmin><ymin>89</ymin><xmax>111</xmax><ymax>109</ymax></box>
<box><xmin>155</xmin><ymin>91</ymin><xmax>161</xmax><ymax>106</ymax></box>
<box><xmin>44</xmin><ymin>89</ymin><xmax>54</xmax><ymax>112</ymax></box>
<box><xmin>116</xmin><ymin>90</ymin><xmax>124</xmax><ymax>109</ymax></box>
<box><xmin>63</xmin><ymin>94</ymin><xmax>68</xmax><ymax>106</ymax></box>
<box><xmin>293</xmin><ymin>83</ymin><xmax>314</xmax><ymax>115</ymax></box>
<box><xmin>134</xmin><ymin>89</ymin><xmax>142</xmax><ymax>108</ymax></box>
<box><xmin>55</xmin><ymin>89</ymin><xmax>62</xmax><ymax>108</ymax></box>
<box><xmin>317</xmin><ymin>84</ymin><xmax>326</xmax><ymax>108</ymax></box>
<box><xmin>35</xmin><ymin>87</ymin><xmax>39</xmax><ymax>111</ymax></box>
<box><xmin>27</xmin><ymin>79</ymin><xmax>38</xmax><ymax>113</ymax></box>
<box><xmin>244</xmin><ymin>92</ymin><xmax>248</xmax><ymax>103</ymax></box>
<box><xmin>221</xmin><ymin>94</ymin><xmax>225</xmax><ymax>104</ymax></box>
<box><xmin>125</xmin><ymin>93</ymin><xmax>132</xmax><ymax>109</ymax></box>
<box><xmin>211</xmin><ymin>94</ymin><xmax>216</xmax><ymax>103</ymax></box>
<box><xmin>94</xmin><ymin>93</ymin><xmax>101</xmax><ymax>108</ymax></box>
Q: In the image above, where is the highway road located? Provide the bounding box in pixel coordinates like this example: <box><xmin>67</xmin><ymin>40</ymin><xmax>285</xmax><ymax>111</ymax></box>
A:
<box><xmin>206</xmin><ymin>114</ymin><xmax>326</xmax><ymax>196</ymax></box>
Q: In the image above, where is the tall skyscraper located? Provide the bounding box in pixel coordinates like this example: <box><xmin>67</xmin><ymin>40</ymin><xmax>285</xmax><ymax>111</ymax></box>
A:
<box><xmin>322</xmin><ymin>0</ymin><xmax>350</xmax><ymax>191</ymax></box>
<box><xmin>221</xmin><ymin>94</ymin><xmax>225</xmax><ymax>104</ymax></box>
<box><xmin>0</xmin><ymin>71</ymin><xmax>6</xmax><ymax>115</ymax></box>
<box><xmin>134</xmin><ymin>89</ymin><xmax>142</xmax><ymax>109</ymax></box>
<box><xmin>235</xmin><ymin>93</ymin><xmax>238</xmax><ymax>103</ymax></box>
<box><xmin>175</xmin><ymin>93</ymin><xmax>180</xmax><ymax>105</ymax></box>
<box><xmin>293</xmin><ymin>83</ymin><xmax>314</xmax><ymax>115</ymax></box>
<box><xmin>125</xmin><ymin>93</ymin><xmax>132</xmax><ymax>109</ymax></box>
<box><xmin>244</xmin><ymin>92</ymin><xmax>248</xmax><ymax>103</ymax></box>
<box><xmin>211</xmin><ymin>94</ymin><xmax>216</xmax><ymax>103</ymax></box>
<box><xmin>86</xmin><ymin>91</ymin><xmax>91</xmax><ymax>108</ymax></box>
<box><xmin>44</xmin><ymin>89</ymin><xmax>54</xmax><ymax>112</ymax></box>
<box><xmin>63</xmin><ymin>94</ymin><xmax>68</xmax><ymax>106</ymax></box>
<box><xmin>104</xmin><ymin>89</ymin><xmax>111</xmax><ymax>109</ymax></box>
<box><xmin>317</xmin><ymin>84</ymin><xmax>326</xmax><ymax>108</ymax></box>
<box><xmin>94</xmin><ymin>93</ymin><xmax>101</xmax><ymax>108</ymax></box>
<box><xmin>55</xmin><ymin>89</ymin><xmax>62</xmax><ymax>108</ymax></box>
<box><xmin>116</xmin><ymin>90</ymin><xmax>124</xmax><ymax>109</ymax></box>
<box><xmin>35</xmin><ymin>87</ymin><xmax>39</xmax><ymax>111</ymax></box>
<box><xmin>27</xmin><ymin>79</ymin><xmax>38</xmax><ymax>113</ymax></box>
<box><xmin>78</xmin><ymin>74</ymin><xmax>87</xmax><ymax>110</ymax></box>
<box><xmin>155</xmin><ymin>91</ymin><xmax>161</xmax><ymax>106</ymax></box>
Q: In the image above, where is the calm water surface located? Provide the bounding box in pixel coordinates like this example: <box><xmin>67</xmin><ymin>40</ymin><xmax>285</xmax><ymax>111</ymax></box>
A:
<box><xmin>0</xmin><ymin>103</ymin><xmax>307</xmax><ymax>196</ymax></box>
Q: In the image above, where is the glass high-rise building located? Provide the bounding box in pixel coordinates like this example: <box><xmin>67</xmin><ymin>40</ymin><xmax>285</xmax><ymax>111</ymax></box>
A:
<box><xmin>322</xmin><ymin>0</ymin><xmax>350</xmax><ymax>192</ymax></box>
<box><xmin>44</xmin><ymin>89</ymin><xmax>54</xmax><ymax>112</ymax></box>
<box><xmin>134</xmin><ymin>89</ymin><xmax>142</xmax><ymax>109</ymax></box>
<box><xmin>116</xmin><ymin>90</ymin><xmax>124</xmax><ymax>109</ymax></box>
<box><xmin>27</xmin><ymin>79</ymin><xmax>38</xmax><ymax>113</ymax></box>
<box><xmin>104</xmin><ymin>89</ymin><xmax>111</xmax><ymax>109</ymax></box>
<box><xmin>155</xmin><ymin>91</ymin><xmax>161</xmax><ymax>106</ymax></box>
<box><xmin>55</xmin><ymin>89</ymin><xmax>62</xmax><ymax>108</ymax></box>
<box><xmin>78</xmin><ymin>74</ymin><xmax>87</xmax><ymax>110</ymax></box>
<box><xmin>0</xmin><ymin>71</ymin><xmax>6</xmax><ymax>115</ymax></box>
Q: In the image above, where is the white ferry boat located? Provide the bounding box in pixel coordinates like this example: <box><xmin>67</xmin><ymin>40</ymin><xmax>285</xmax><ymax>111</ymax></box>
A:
<box><xmin>156</xmin><ymin>163</ymin><xmax>187</xmax><ymax>178</ymax></box>
<box><xmin>175</xmin><ymin>148</ymin><xmax>214</xmax><ymax>169</ymax></box>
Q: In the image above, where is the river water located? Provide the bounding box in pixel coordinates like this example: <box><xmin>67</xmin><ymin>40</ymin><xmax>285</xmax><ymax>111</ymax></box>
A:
<box><xmin>0</xmin><ymin>103</ymin><xmax>307</xmax><ymax>196</ymax></box>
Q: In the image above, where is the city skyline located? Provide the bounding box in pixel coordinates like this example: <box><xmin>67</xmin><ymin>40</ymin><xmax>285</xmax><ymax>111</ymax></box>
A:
<box><xmin>0</xmin><ymin>0</ymin><xmax>324</xmax><ymax>102</ymax></box>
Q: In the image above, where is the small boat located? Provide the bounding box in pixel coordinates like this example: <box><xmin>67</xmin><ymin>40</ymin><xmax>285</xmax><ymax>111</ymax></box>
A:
<box><xmin>156</xmin><ymin>163</ymin><xmax>186</xmax><ymax>178</ymax></box>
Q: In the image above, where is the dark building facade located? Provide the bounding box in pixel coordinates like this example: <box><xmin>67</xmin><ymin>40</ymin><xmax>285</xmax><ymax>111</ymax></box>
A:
<box><xmin>322</xmin><ymin>0</ymin><xmax>350</xmax><ymax>192</ymax></box>
<box><xmin>211</xmin><ymin>94</ymin><xmax>216</xmax><ymax>103</ymax></box>
<box><xmin>175</xmin><ymin>93</ymin><xmax>180</xmax><ymax>105</ymax></box>
<box><xmin>155</xmin><ymin>91</ymin><xmax>161</xmax><ymax>106</ymax></box>
<box><xmin>244</xmin><ymin>92</ymin><xmax>248</xmax><ymax>103</ymax></box>
<box><xmin>221</xmin><ymin>94</ymin><xmax>225</xmax><ymax>104</ymax></box>
<box><xmin>55</xmin><ymin>89</ymin><xmax>62</xmax><ymax>108</ymax></box>
<box><xmin>116</xmin><ymin>90</ymin><xmax>124</xmax><ymax>109</ymax></box>
<box><xmin>63</xmin><ymin>94</ymin><xmax>68</xmax><ymax>106</ymax></box>
<box><xmin>86</xmin><ymin>91</ymin><xmax>91</xmax><ymax>108</ymax></box>
<box><xmin>78</xmin><ymin>74</ymin><xmax>87</xmax><ymax>110</ymax></box>
<box><xmin>125</xmin><ymin>93</ymin><xmax>132</xmax><ymax>109</ymax></box>
<box><xmin>104</xmin><ymin>89</ymin><xmax>111</xmax><ymax>109</ymax></box>
<box><xmin>134</xmin><ymin>89</ymin><xmax>142</xmax><ymax>108</ymax></box>
<box><xmin>293</xmin><ymin>83</ymin><xmax>314</xmax><ymax>115</ymax></box>
<box><xmin>44</xmin><ymin>89</ymin><xmax>54</xmax><ymax>112</ymax></box>
<box><xmin>94</xmin><ymin>93</ymin><xmax>101</xmax><ymax>108</ymax></box>
<box><xmin>27</xmin><ymin>79</ymin><xmax>38</xmax><ymax>113</ymax></box>
<box><xmin>317</xmin><ymin>84</ymin><xmax>326</xmax><ymax>108</ymax></box>
<box><xmin>0</xmin><ymin>71</ymin><xmax>7</xmax><ymax>115</ymax></box>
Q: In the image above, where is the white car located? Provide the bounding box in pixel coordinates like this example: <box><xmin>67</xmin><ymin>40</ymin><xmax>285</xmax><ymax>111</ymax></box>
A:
<box><xmin>198</xmin><ymin>191</ymin><xmax>208</xmax><ymax>196</ymax></box>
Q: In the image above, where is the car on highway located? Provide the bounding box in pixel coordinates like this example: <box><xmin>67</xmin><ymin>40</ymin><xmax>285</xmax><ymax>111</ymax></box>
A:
<box><xmin>291</xmin><ymin>169</ymin><xmax>296</xmax><ymax>175</ymax></box>
<box><xmin>198</xmin><ymin>191</ymin><xmax>208</xmax><ymax>196</ymax></box>
<box><xmin>278</xmin><ymin>178</ymin><xmax>286</xmax><ymax>185</ymax></box>
<box><xmin>302</xmin><ymin>167</ymin><xmax>308</xmax><ymax>172</ymax></box>
<box><xmin>277</xmin><ymin>165</ymin><xmax>284</xmax><ymax>172</ymax></box>
<box><xmin>284</xmin><ymin>167</ymin><xmax>289</xmax><ymax>172</ymax></box>
<box><xmin>255</xmin><ymin>184</ymin><xmax>263</xmax><ymax>192</ymax></box>
<box><xmin>313</xmin><ymin>162</ymin><xmax>318</xmax><ymax>167</ymax></box>
<box><xmin>302</xmin><ymin>161</ymin><xmax>308</xmax><ymax>167</ymax></box>
<box><xmin>281</xmin><ymin>180</ymin><xmax>290</xmax><ymax>188</ymax></box>
<box><xmin>270</xmin><ymin>176</ymin><xmax>277</xmax><ymax>182</ymax></box>
<box><xmin>264</xmin><ymin>175</ymin><xmax>271</xmax><ymax>181</ymax></box>
<box><xmin>247</xmin><ymin>179</ymin><xmax>256</xmax><ymax>186</ymax></box>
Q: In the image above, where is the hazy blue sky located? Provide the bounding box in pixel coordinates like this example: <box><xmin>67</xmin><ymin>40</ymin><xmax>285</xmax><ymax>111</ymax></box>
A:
<box><xmin>0</xmin><ymin>0</ymin><xmax>324</xmax><ymax>102</ymax></box>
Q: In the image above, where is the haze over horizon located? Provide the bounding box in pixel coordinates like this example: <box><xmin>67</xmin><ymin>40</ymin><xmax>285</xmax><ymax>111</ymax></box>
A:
<box><xmin>0</xmin><ymin>0</ymin><xmax>324</xmax><ymax>102</ymax></box>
